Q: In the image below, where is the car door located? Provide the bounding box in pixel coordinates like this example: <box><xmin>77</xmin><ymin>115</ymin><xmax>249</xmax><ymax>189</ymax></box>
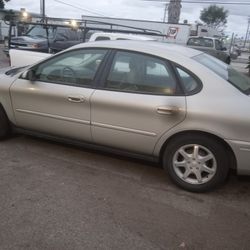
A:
<box><xmin>91</xmin><ymin>50</ymin><xmax>186</xmax><ymax>155</ymax></box>
<box><xmin>10</xmin><ymin>48</ymin><xmax>108</xmax><ymax>141</ymax></box>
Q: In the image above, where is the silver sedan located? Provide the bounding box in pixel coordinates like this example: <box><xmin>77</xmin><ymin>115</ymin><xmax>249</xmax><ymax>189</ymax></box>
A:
<box><xmin>0</xmin><ymin>40</ymin><xmax>250</xmax><ymax>192</ymax></box>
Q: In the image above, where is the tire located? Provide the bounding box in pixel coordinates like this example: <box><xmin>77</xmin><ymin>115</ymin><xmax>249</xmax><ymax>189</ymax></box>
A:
<box><xmin>0</xmin><ymin>107</ymin><xmax>10</xmax><ymax>140</ymax></box>
<box><xmin>162</xmin><ymin>134</ymin><xmax>229</xmax><ymax>192</ymax></box>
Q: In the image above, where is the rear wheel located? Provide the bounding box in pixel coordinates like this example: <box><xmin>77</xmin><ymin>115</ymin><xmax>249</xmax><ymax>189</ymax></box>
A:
<box><xmin>163</xmin><ymin>134</ymin><xmax>229</xmax><ymax>192</ymax></box>
<box><xmin>0</xmin><ymin>107</ymin><xmax>11</xmax><ymax>140</ymax></box>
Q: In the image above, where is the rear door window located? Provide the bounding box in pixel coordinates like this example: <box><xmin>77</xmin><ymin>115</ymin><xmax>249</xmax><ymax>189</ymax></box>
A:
<box><xmin>105</xmin><ymin>51</ymin><xmax>179</xmax><ymax>95</ymax></box>
<box><xmin>176</xmin><ymin>67</ymin><xmax>202</xmax><ymax>95</ymax></box>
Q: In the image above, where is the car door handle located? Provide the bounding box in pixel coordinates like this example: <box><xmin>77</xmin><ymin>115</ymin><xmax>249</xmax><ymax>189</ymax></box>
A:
<box><xmin>157</xmin><ymin>106</ymin><xmax>180</xmax><ymax>115</ymax></box>
<box><xmin>67</xmin><ymin>96</ymin><xmax>85</xmax><ymax>103</ymax></box>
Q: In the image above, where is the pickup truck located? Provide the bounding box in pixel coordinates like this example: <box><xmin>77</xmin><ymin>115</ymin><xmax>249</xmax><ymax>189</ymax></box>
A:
<box><xmin>9</xmin><ymin>32</ymin><xmax>155</xmax><ymax>67</ymax></box>
<box><xmin>5</xmin><ymin>24</ymin><xmax>81</xmax><ymax>55</ymax></box>
<box><xmin>187</xmin><ymin>36</ymin><xmax>231</xmax><ymax>64</ymax></box>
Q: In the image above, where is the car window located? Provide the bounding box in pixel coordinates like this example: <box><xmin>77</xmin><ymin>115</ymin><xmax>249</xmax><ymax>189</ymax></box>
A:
<box><xmin>215</xmin><ymin>40</ymin><xmax>222</xmax><ymax>50</ymax></box>
<box><xmin>105</xmin><ymin>51</ymin><xmax>177</xmax><ymax>95</ymax></box>
<box><xmin>187</xmin><ymin>38</ymin><xmax>213</xmax><ymax>48</ymax></box>
<box><xmin>26</xmin><ymin>25</ymin><xmax>55</xmax><ymax>39</ymax></box>
<box><xmin>34</xmin><ymin>49</ymin><xmax>107</xmax><ymax>87</ymax></box>
<box><xmin>56</xmin><ymin>28</ymin><xmax>69</xmax><ymax>40</ymax></box>
<box><xmin>193</xmin><ymin>53</ymin><xmax>250</xmax><ymax>95</ymax></box>
<box><xmin>95</xmin><ymin>36</ymin><xmax>111</xmax><ymax>41</ymax></box>
<box><xmin>193</xmin><ymin>53</ymin><xmax>228</xmax><ymax>79</ymax></box>
<box><xmin>176</xmin><ymin>67</ymin><xmax>201</xmax><ymax>94</ymax></box>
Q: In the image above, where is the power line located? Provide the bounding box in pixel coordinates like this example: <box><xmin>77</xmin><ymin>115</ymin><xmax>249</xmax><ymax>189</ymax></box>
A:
<box><xmin>142</xmin><ymin>0</ymin><xmax>250</xmax><ymax>5</ymax></box>
<box><xmin>183</xmin><ymin>1</ymin><xmax>250</xmax><ymax>5</ymax></box>
<box><xmin>54</xmin><ymin>0</ymin><xmax>106</xmax><ymax>17</ymax></box>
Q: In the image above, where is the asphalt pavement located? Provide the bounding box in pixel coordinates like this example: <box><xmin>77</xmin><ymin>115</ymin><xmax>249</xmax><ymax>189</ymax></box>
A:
<box><xmin>0</xmin><ymin>45</ymin><xmax>250</xmax><ymax>250</ymax></box>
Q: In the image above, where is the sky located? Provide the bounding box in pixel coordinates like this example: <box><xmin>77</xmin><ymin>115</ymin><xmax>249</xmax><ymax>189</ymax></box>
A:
<box><xmin>5</xmin><ymin>0</ymin><xmax>250</xmax><ymax>38</ymax></box>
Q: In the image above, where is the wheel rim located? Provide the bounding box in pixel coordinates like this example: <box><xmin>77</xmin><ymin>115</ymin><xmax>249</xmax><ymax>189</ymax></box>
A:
<box><xmin>172</xmin><ymin>144</ymin><xmax>217</xmax><ymax>185</ymax></box>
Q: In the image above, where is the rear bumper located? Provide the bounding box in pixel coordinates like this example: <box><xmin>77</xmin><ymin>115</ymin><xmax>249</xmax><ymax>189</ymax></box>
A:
<box><xmin>226</xmin><ymin>139</ymin><xmax>250</xmax><ymax>175</ymax></box>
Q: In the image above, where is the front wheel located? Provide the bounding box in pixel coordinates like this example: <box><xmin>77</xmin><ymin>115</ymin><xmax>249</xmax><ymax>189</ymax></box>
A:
<box><xmin>163</xmin><ymin>134</ymin><xmax>229</xmax><ymax>192</ymax></box>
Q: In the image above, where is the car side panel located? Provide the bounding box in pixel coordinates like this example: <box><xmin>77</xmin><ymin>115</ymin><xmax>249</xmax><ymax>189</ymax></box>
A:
<box><xmin>91</xmin><ymin>90</ymin><xmax>186</xmax><ymax>155</ymax></box>
<box><xmin>10</xmin><ymin>78</ymin><xmax>95</xmax><ymax>141</ymax></box>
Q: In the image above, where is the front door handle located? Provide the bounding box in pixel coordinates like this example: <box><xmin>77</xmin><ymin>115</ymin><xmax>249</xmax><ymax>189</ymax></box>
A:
<box><xmin>67</xmin><ymin>96</ymin><xmax>85</xmax><ymax>103</ymax></box>
<box><xmin>157</xmin><ymin>106</ymin><xmax>180</xmax><ymax>115</ymax></box>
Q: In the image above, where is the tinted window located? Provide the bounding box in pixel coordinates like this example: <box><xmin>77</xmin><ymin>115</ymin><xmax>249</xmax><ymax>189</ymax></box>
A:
<box><xmin>106</xmin><ymin>51</ymin><xmax>177</xmax><ymax>95</ymax></box>
<box><xmin>33</xmin><ymin>49</ymin><xmax>107</xmax><ymax>87</ymax></box>
<box><xmin>176</xmin><ymin>67</ymin><xmax>200</xmax><ymax>94</ymax></box>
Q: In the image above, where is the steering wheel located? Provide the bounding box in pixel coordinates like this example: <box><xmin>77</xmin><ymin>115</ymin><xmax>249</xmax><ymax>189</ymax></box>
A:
<box><xmin>61</xmin><ymin>66</ymin><xmax>77</xmax><ymax>84</ymax></box>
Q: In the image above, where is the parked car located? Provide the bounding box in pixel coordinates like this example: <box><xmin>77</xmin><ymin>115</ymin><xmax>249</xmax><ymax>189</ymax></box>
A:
<box><xmin>4</xmin><ymin>24</ymin><xmax>81</xmax><ymax>54</ymax></box>
<box><xmin>187</xmin><ymin>36</ymin><xmax>231</xmax><ymax>64</ymax></box>
<box><xmin>1</xmin><ymin>40</ymin><xmax>250</xmax><ymax>192</ymax></box>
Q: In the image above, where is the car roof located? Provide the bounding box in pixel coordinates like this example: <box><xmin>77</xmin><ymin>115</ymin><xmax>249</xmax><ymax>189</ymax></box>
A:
<box><xmin>71</xmin><ymin>40</ymin><xmax>202</xmax><ymax>59</ymax></box>
<box><xmin>91</xmin><ymin>32</ymin><xmax>156</xmax><ymax>41</ymax></box>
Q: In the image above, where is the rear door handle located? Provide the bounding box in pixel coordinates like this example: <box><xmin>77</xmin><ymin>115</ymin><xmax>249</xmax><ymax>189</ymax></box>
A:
<box><xmin>157</xmin><ymin>106</ymin><xmax>180</xmax><ymax>115</ymax></box>
<box><xmin>67</xmin><ymin>96</ymin><xmax>85</xmax><ymax>103</ymax></box>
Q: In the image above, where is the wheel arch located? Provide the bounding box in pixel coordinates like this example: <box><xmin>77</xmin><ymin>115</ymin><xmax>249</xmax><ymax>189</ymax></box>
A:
<box><xmin>159</xmin><ymin>130</ymin><xmax>237</xmax><ymax>170</ymax></box>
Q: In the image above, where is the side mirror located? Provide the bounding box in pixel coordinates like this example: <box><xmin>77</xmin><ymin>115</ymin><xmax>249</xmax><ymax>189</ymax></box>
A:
<box><xmin>21</xmin><ymin>69</ymin><xmax>37</xmax><ymax>81</ymax></box>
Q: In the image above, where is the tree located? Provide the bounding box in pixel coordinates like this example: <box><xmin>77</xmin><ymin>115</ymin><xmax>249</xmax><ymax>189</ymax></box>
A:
<box><xmin>0</xmin><ymin>0</ymin><xmax>10</xmax><ymax>9</ymax></box>
<box><xmin>200</xmin><ymin>5</ymin><xmax>228</xmax><ymax>30</ymax></box>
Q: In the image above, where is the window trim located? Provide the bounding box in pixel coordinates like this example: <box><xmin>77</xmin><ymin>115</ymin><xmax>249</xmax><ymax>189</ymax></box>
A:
<box><xmin>98</xmin><ymin>49</ymin><xmax>185</xmax><ymax>96</ymax></box>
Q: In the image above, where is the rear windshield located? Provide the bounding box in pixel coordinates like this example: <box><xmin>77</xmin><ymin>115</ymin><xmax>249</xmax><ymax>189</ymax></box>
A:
<box><xmin>187</xmin><ymin>38</ymin><xmax>213</xmax><ymax>48</ymax></box>
<box><xmin>193</xmin><ymin>53</ymin><xmax>250</xmax><ymax>95</ymax></box>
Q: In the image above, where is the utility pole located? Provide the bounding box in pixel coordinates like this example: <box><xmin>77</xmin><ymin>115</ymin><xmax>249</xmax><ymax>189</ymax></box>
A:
<box><xmin>40</xmin><ymin>0</ymin><xmax>45</xmax><ymax>22</ymax></box>
<box><xmin>168</xmin><ymin>0</ymin><xmax>182</xmax><ymax>24</ymax></box>
<box><xmin>163</xmin><ymin>4</ymin><xmax>168</xmax><ymax>22</ymax></box>
<box><xmin>244</xmin><ymin>17</ymin><xmax>250</xmax><ymax>48</ymax></box>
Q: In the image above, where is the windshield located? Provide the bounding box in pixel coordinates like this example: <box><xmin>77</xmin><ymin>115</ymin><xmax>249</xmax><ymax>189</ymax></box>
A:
<box><xmin>193</xmin><ymin>53</ymin><xmax>250</xmax><ymax>94</ymax></box>
<box><xmin>26</xmin><ymin>25</ymin><xmax>55</xmax><ymax>39</ymax></box>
